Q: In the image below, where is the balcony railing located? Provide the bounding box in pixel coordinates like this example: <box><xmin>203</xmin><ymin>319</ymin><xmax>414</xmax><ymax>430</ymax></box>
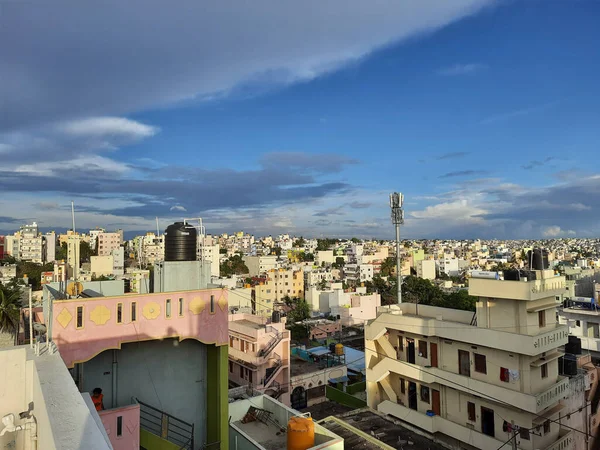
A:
<box><xmin>536</xmin><ymin>376</ymin><xmax>570</xmax><ymax>411</ymax></box>
<box><xmin>543</xmin><ymin>430</ymin><xmax>573</xmax><ymax>450</ymax></box>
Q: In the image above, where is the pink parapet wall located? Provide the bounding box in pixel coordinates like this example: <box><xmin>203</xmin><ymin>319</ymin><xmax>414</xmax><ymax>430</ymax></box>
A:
<box><xmin>51</xmin><ymin>288</ymin><xmax>228</xmax><ymax>367</ymax></box>
<box><xmin>99</xmin><ymin>404</ymin><xmax>140</xmax><ymax>450</ymax></box>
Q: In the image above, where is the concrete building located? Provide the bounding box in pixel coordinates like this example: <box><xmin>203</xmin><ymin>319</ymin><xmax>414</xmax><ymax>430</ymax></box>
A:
<box><xmin>153</xmin><ymin>260</ymin><xmax>211</xmax><ymax>293</ymax></box>
<box><xmin>0</xmin><ymin>263</ymin><xmax>17</xmax><ymax>283</ymax></box>
<box><xmin>366</xmin><ymin>268</ymin><xmax>576</xmax><ymax>450</ymax></box>
<box><xmin>0</xmin><ymin>345</ymin><xmax>114</xmax><ymax>450</ymax></box>
<box><xmin>4</xmin><ymin>234</ymin><xmax>20</xmax><ymax>259</ymax></box>
<box><xmin>252</xmin><ymin>269</ymin><xmax>304</xmax><ymax>312</ymax></box>
<box><xmin>243</xmin><ymin>255</ymin><xmax>278</xmax><ymax>277</ymax></box>
<box><xmin>44</xmin><ymin>231</ymin><xmax>56</xmax><ymax>263</ymax></box>
<box><xmin>67</xmin><ymin>234</ymin><xmax>80</xmax><ymax>280</ymax></box>
<box><xmin>90</xmin><ymin>255</ymin><xmax>114</xmax><ymax>278</ymax></box>
<box><xmin>126</xmin><ymin>269</ymin><xmax>151</xmax><ymax>294</ymax></box>
<box><xmin>344</xmin><ymin>263</ymin><xmax>374</xmax><ymax>284</ymax></box>
<box><xmin>88</xmin><ymin>227</ymin><xmax>105</xmax><ymax>251</ymax></box>
<box><xmin>316</xmin><ymin>250</ymin><xmax>335</xmax><ymax>266</ymax></box>
<box><xmin>97</xmin><ymin>232</ymin><xmax>122</xmax><ymax>257</ymax></box>
<box><xmin>228</xmin><ymin>313</ymin><xmax>291</xmax><ymax>404</ymax></box>
<box><xmin>416</xmin><ymin>259</ymin><xmax>436</xmax><ymax>280</ymax></box>
<box><xmin>111</xmin><ymin>247</ymin><xmax>124</xmax><ymax>276</ymax></box>
<box><xmin>228</xmin><ymin>391</ymin><xmax>343</xmax><ymax>450</ymax></box>
<box><xmin>304</xmin><ymin>269</ymin><xmax>334</xmax><ymax>289</ymax></box>
<box><xmin>436</xmin><ymin>258</ymin><xmax>460</xmax><ymax>277</ymax></box>
<box><xmin>48</xmin><ymin>285</ymin><xmax>230</xmax><ymax>449</ymax></box>
<box><xmin>19</xmin><ymin>222</ymin><xmax>43</xmax><ymax>263</ymax></box>
<box><xmin>197</xmin><ymin>235</ymin><xmax>220</xmax><ymax>277</ymax></box>
<box><xmin>329</xmin><ymin>292</ymin><xmax>381</xmax><ymax>327</ymax></box>
<box><xmin>560</xmin><ymin>303</ymin><xmax>600</xmax><ymax>361</ymax></box>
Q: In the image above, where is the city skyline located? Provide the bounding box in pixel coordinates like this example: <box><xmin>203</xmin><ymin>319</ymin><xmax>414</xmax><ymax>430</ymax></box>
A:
<box><xmin>1</xmin><ymin>1</ymin><xmax>599</xmax><ymax>239</ymax></box>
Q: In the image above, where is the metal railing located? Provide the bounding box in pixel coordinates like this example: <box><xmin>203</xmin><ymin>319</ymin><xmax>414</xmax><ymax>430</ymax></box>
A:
<box><xmin>135</xmin><ymin>397</ymin><xmax>194</xmax><ymax>450</ymax></box>
<box><xmin>259</xmin><ymin>327</ymin><xmax>283</xmax><ymax>357</ymax></box>
<box><xmin>263</xmin><ymin>354</ymin><xmax>283</xmax><ymax>387</ymax></box>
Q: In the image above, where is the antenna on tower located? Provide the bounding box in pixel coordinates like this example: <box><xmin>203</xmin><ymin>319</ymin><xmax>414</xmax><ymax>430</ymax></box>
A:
<box><xmin>71</xmin><ymin>201</ymin><xmax>76</xmax><ymax>233</ymax></box>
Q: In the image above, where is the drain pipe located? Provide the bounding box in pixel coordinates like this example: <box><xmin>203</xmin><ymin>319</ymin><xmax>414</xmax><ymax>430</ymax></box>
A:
<box><xmin>0</xmin><ymin>414</ymin><xmax>38</xmax><ymax>450</ymax></box>
<box><xmin>112</xmin><ymin>350</ymin><xmax>118</xmax><ymax>408</ymax></box>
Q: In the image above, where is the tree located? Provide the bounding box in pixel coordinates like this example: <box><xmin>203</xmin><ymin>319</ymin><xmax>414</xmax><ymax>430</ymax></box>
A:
<box><xmin>0</xmin><ymin>282</ymin><xmax>22</xmax><ymax>333</ymax></box>
<box><xmin>299</xmin><ymin>252</ymin><xmax>314</xmax><ymax>262</ymax></box>
<box><xmin>350</xmin><ymin>237</ymin><xmax>361</xmax><ymax>244</ymax></box>
<box><xmin>16</xmin><ymin>261</ymin><xmax>53</xmax><ymax>291</ymax></box>
<box><xmin>219</xmin><ymin>255</ymin><xmax>249</xmax><ymax>277</ymax></box>
<box><xmin>332</xmin><ymin>257</ymin><xmax>345</xmax><ymax>269</ymax></box>
<box><xmin>316</xmin><ymin>238</ymin><xmax>337</xmax><ymax>251</ymax></box>
<box><xmin>317</xmin><ymin>279</ymin><xmax>328</xmax><ymax>291</ymax></box>
<box><xmin>273</xmin><ymin>247</ymin><xmax>282</xmax><ymax>256</ymax></box>
<box><xmin>56</xmin><ymin>242</ymin><xmax>67</xmax><ymax>261</ymax></box>
<box><xmin>379</xmin><ymin>257</ymin><xmax>396</xmax><ymax>277</ymax></box>
<box><xmin>219</xmin><ymin>248</ymin><xmax>228</xmax><ymax>254</ymax></box>
<box><xmin>79</xmin><ymin>240</ymin><xmax>95</xmax><ymax>263</ymax></box>
<box><xmin>294</xmin><ymin>237</ymin><xmax>306</xmax><ymax>248</ymax></box>
<box><xmin>287</xmin><ymin>298</ymin><xmax>310</xmax><ymax>323</ymax></box>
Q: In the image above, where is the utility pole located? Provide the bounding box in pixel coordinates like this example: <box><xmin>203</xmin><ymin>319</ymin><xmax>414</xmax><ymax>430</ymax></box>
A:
<box><xmin>389</xmin><ymin>193</ymin><xmax>404</xmax><ymax>304</ymax></box>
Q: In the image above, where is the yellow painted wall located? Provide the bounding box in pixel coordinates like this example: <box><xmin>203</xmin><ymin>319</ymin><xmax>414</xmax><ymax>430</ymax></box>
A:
<box><xmin>140</xmin><ymin>429</ymin><xmax>181</xmax><ymax>450</ymax></box>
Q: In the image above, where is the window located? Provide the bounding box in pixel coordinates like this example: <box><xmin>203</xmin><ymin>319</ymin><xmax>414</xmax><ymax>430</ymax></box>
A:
<box><xmin>165</xmin><ymin>299</ymin><xmax>172</xmax><ymax>318</ymax></box>
<box><xmin>418</xmin><ymin>340</ymin><xmax>428</xmax><ymax>358</ymax></box>
<box><xmin>500</xmin><ymin>367</ymin><xmax>509</xmax><ymax>382</ymax></box>
<box><xmin>543</xmin><ymin>420</ymin><xmax>551</xmax><ymax>434</ymax></box>
<box><xmin>400</xmin><ymin>378</ymin><xmax>405</xmax><ymax>394</ymax></box>
<box><xmin>420</xmin><ymin>386</ymin><xmax>430</xmax><ymax>403</ymax></box>
<box><xmin>474</xmin><ymin>353</ymin><xmax>487</xmax><ymax>374</ymax></box>
<box><xmin>240</xmin><ymin>365</ymin><xmax>244</xmax><ymax>377</ymax></box>
<box><xmin>538</xmin><ymin>310</ymin><xmax>546</xmax><ymax>327</ymax></box>
<box><xmin>230</xmin><ymin>336</ymin><xmax>234</xmax><ymax>347</ymax></box>
<box><xmin>210</xmin><ymin>295</ymin><xmax>215</xmax><ymax>313</ymax></box>
<box><xmin>541</xmin><ymin>363</ymin><xmax>548</xmax><ymax>379</ymax></box>
<box><xmin>520</xmin><ymin>427</ymin><xmax>530</xmax><ymax>440</ymax></box>
<box><xmin>131</xmin><ymin>302</ymin><xmax>137</xmax><ymax>322</ymax></box>
<box><xmin>398</xmin><ymin>336</ymin><xmax>404</xmax><ymax>351</ymax></box>
<box><xmin>76</xmin><ymin>306</ymin><xmax>84</xmax><ymax>329</ymax></box>
<box><xmin>229</xmin><ymin>362</ymin><xmax>233</xmax><ymax>373</ymax></box>
<box><xmin>117</xmin><ymin>303</ymin><xmax>123</xmax><ymax>324</ymax></box>
<box><xmin>467</xmin><ymin>402</ymin><xmax>476</xmax><ymax>421</ymax></box>
<box><xmin>576</xmin><ymin>320</ymin><xmax>580</xmax><ymax>327</ymax></box>
<box><xmin>178</xmin><ymin>298</ymin><xmax>184</xmax><ymax>316</ymax></box>
<box><xmin>117</xmin><ymin>416</ymin><xmax>123</xmax><ymax>437</ymax></box>
<box><xmin>248</xmin><ymin>370</ymin><xmax>253</xmax><ymax>383</ymax></box>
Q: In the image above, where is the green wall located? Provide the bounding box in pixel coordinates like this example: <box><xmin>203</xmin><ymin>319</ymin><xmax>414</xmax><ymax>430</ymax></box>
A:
<box><xmin>325</xmin><ymin>385</ymin><xmax>367</xmax><ymax>409</ymax></box>
<box><xmin>140</xmin><ymin>429</ymin><xmax>181</xmax><ymax>450</ymax></box>
<box><xmin>206</xmin><ymin>344</ymin><xmax>228</xmax><ymax>449</ymax></box>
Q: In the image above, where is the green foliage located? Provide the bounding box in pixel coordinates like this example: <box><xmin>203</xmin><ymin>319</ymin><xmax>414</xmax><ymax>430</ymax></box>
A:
<box><xmin>56</xmin><ymin>242</ymin><xmax>67</xmax><ymax>261</ymax></box>
<box><xmin>286</xmin><ymin>297</ymin><xmax>311</xmax><ymax>323</ymax></box>
<box><xmin>289</xmin><ymin>323</ymin><xmax>309</xmax><ymax>340</ymax></box>
<box><xmin>220</xmin><ymin>254</ymin><xmax>249</xmax><ymax>277</ymax></box>
<box><xmin>0</xmin><ymin>282</ymin><xmax>23</xmax><ymax>333</ymax></box>
<box><xmin>350</xmin><ymin>237</ymin><xmax>361</xmax><ymax>244</ymax></box>
<box><xmin>91</xmin><ymin>275</ymin><xmax>112</xmax><ymax>281</ymax></box>
<box><xmin>219</xmin><ymin>248</ymin><xmax>227</xmax><ymax>254</ymax></box>
<box><xmin>490</xmin><ymin>262</ymin><xmax>512</xmax><ymax>272</ymax></box>
<box><xmin>79</xmin><ymin>240</ymin><xmax>95</xmax><ymax>262</ymax></box>
<box><xmin>299</xmin><ymin>252</ymin><xmax>314</xmax><ymax>262</ymax></box>
<box><xmin>317</xmin><ymin>279</ymin><xmax>328</xmax><ymax>291</ymax></box>
<box><xmin>331</xmin><ymin>256</ymin><xmax>345</xmax><ymax>269</ymax></box>
<box><xmin>316</xmin><ymin>238</ymin><xmax>338</xmax><ymax>251</ymax></box>
<box><xmin>16</xmin><ymin>261</ymin><xmax>54</xmax><ymax>290</ymax></box>
<box><xmin>273</xmin><ymin>246</ymin><xmax>282</xmax><ymax>256</ymax></box>
<box><xmin>379</xmin><ymin>257</ymin><xmax>396</xmax><ymax>277</ymax></box>
<box><xmin>294</xmin><ymin>236</ymin><xmax>306</xmax><ymax>247</ymax></box>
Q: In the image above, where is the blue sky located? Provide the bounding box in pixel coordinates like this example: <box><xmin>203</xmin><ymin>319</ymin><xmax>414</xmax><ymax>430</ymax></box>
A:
<box><xmin>1</xmin><ymin>0</ymin><xmax>599</xmax><ymax>239</ymax></box>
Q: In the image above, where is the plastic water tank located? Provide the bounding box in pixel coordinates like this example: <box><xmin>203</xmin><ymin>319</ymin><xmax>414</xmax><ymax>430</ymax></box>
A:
<box><xmin>335</xmin><ymin>343</ymin><xmax>344</xmax><ymax>356</ymax></box>
<box><xmin>164</xmin><ymin>222</ymin><xmax>197</xmax><ymax>261</ymax></box>
<box><xmin>287</xmin><ymin>416</ymin><xmax>315</xmax><ymax>450</ymax></box>
<box><xmin>272</xmin><ymin>310</ymin><xmax>281</xmax><ymax>323</ymax></box>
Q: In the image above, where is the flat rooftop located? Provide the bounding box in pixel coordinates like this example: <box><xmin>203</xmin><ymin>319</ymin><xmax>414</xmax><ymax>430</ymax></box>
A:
<box><xmin>291</xmin><ymin>355</ymin><xmax>327</xmax><ymax>377</ymax></box>
<box><xmin>233</xmin><ymin>319</ymin><xmax>265</xmax><ymax>330</ymax></box>
<box><xmin>562</xmin><ymin>307</ymin><xmax>600</xmax><ymax>317</ymax></box>
<box><xmin>233</xmin><ymin>420</ymin><xmax>286</xmax><ymax>450</ymax></box>
<box><xmin>320</xmin><ymin>409</ymin><xmax>447</xmax><ymax>450</ymax></box>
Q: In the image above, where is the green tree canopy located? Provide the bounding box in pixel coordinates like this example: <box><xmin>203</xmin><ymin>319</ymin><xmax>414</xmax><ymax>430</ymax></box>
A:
<box><xmin>220</xmin><ymin>254</ymin><xmax>249</xmax><ymax>277</ymax></box>
<box><xmin>0</xmin><ymin>281</ymin><xmax>23</xmax><ymax>333</ymax></box>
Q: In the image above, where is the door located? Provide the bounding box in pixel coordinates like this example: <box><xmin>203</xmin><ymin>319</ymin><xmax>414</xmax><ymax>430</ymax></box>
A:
<box><xmin>408</xmin><ymin>382</ymin><xmax>418</xmax><ymax>410</ymax></box>
<box><xmin>432</xmin><ymin>389</ymin><xmax>440</xmax><ymax>416</ymax></box>
<box><xmin>407</xmin><ymin>339</ymin><xmax>416</xmax><ymax>364</ymax></box>
<box><xmin>291</xmin><ymin>386</ymin><xmax>307</xmax><ymax>410</ymax></box>
<box><xmin>430</xmin><ymin>343</ymin><xmax>438</xmax><ymax>368</ymax></box>
<box><xmin>481</xmin><ymin>407</ymin><xmax>495</xmax><ymax>437</ymax></box>
<box><xmin>459</xmin><ymin>350</ymin><xmax>470</xmax><ymax>377</ymax></box>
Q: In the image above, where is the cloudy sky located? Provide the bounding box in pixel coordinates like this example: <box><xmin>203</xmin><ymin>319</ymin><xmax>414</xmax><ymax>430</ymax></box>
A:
<box><xmin>1</xmin><ymin>0</ymin><xmax>599</xmax><ymax>239</ymax></box>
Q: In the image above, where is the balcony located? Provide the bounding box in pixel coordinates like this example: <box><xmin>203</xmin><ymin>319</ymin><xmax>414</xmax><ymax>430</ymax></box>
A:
<box><xmin>368</xmin><ymin>355</ymin><xmax>570</xmax><ymax>414</ymax></box>
<box><xmin>469</xmin><ymin>276</ymin><xmax>566</xmax><ymax>302</ymax></box>
<box><xmin>580</xmin><ymin>336</ymin><xmax>600</xmax><ymax>353</ymax></box>
<box><xmin>543</xmin><ymin>429</ymin><xmax>573</xmax><ymax>450</ymax></box>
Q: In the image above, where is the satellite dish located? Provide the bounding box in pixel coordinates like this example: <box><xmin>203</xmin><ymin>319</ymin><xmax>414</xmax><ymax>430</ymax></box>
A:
<box><xmin>33</xmin><ymin>323</ymin><xmax>47</xmax><ymax>333</ymax></box>
<box><xmin>66</xmin><ymin>282</ymin><xmax>84</xmax><ymax>297</ymax></box>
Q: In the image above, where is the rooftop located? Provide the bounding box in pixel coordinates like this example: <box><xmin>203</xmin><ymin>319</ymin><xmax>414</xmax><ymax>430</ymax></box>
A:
<box><xmin>233</xmin><ymin>419</ymin><xmax>286</xmax><ymax>450</ymax></box>
<box><xmin>234</xmin><ymin>319</ymin><xmax>265</xmax><ymax>330</ymax></box>
<box><xmin>291</xmin><ymin>355</ymin><xmax>327</xmax><ymax>377</ymax></box>
<box><xmin>319</xmin><ymin>409</ymin><xmax>447</xmax><ymax>450</ymax></box>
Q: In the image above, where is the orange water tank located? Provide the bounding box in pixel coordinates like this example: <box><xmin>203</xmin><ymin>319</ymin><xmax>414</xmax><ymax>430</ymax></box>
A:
<box><xmin>287</xmin><ymin>416</ymin><xmax>315</xmax><ymax>450</ymax></box>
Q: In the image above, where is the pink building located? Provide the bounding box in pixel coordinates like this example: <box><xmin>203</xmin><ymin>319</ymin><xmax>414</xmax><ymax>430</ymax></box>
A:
<box><xmin>48</xmin><ymin>287</ymin><xmax>230</xmax><ymax>449</ymax></box>
<box><xmin>97</xmin><ymin>232</ymin><xmax>122</xmax><ymax>256</ymax></box>
<box><xmin>228</xmin><ymin>313</ymin><xmax>291</xmax><ymax>405</ymax></box>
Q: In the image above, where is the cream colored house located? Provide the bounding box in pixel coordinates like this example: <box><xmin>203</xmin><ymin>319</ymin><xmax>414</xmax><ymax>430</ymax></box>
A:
<box><xmin>228</xmin><ymin>313</ymin><xmax>291</xmax><ymax>405</ymax></box>
<box><xmin>366</xmin><ymin>268</ymin><xmax>576</xmax><ymax>450</ymax></box>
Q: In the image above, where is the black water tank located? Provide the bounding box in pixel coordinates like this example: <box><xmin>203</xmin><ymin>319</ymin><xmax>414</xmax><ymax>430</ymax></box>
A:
<box><xmin>565</xmin><ymin>336</ymin><xmax>582</xmax><ymax>355</ymax></box>
<box><xmin>164</xmin><ymin>222</ymin><xmax>197</xmax><ymax>261</ymax></box>
<box><xmin>504</xmin><ymin>269</ymin><xmax>520</xmax><ymax>281</ymax></box>
<box><xmin>559</xmin><ymin>355</ymin><xmax>578</xmax><ymax>376</ymax></box>
<box><xmin>527</xmin><ymin>248</ymin><xmax>549</xmax><ymax>270</ymax></box>
<box><xmin>272</xmin><ymin>310</ymin><xmax>281</xmax><ymax>323</ymax></box>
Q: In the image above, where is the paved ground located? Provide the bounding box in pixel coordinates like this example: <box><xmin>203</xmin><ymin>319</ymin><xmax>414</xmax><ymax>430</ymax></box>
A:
<box><xmin>300</xmin><ymin>401</ymin><xmax>356</xmax><ymax>421</ymax></box>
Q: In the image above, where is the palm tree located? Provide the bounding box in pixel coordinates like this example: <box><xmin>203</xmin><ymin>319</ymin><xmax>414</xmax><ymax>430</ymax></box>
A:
<box><xmin>0</xmin><ymin>286</ymin><xmax>22</xmax><ymax>333</ymax></box>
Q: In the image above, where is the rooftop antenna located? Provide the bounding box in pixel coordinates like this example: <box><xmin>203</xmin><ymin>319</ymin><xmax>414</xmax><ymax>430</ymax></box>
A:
<box><xmin>71</xmin><ymin>201</ymin><xmax>76</xmax><ymax>233</ymax></box>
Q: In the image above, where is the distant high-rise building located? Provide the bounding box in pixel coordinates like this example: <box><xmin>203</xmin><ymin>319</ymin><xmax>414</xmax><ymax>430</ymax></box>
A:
<box><xmin>67</xmin><ymin>234</ymin><xmax>81</xmax><ymax>280</ymax></box>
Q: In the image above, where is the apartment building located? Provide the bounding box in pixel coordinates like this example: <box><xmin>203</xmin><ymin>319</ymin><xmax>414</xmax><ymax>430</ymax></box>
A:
<box><xmin>97</xmin><ymin>231</ymin><xmax>122</xmax><ymax>256</ymax></box>
<box><xmin>141</xmin><ymin>232</ymin><xmax>164</xmax><ymax>266</ymax></box>
<box><xmin>254</xmin><ymin>268</ymin><xmax>304</xmax><ymax>307</ymax></box>
<box><xmin>436</xmin><ymin>258</ymin><xmax>460</xmax><ymax>277</ymax></box>
<box><xmin>416</xmin><ymin>259</ymin><xmax>436</xmax><ymax>280</ymax></box>
<box><xmin>197</xmin><ymin>235</ymin><xmax>220</xmax><ymax>277</ymax></box>
<box><xmin>243</xmin><ymin>255</ymin><xmax>278</xmax><ymax>277</ymax></box>
<box><xmin>560</xmin><ymin>300</ymin><xmax>600</xmax><ymax>361</ymax></box>
<box><xmin>344</xmin><ymin>263</ymin><xmax>374</xmax><ymax>283</ymax></box>
<box><xmin>67</xmin><ymin>234</ymin><xmax>80</xmax><ymax>280</ymax></box>
<box><xmin>227</xmin><ymin>313</ymin><xmax>291</xmax><ymax>405</ymax></box>
<box><xmin>18</xmin><ymin>222</ymin><xmax>43</xmax><ymax>263</ymax></box>
<box><xmin>366</xmin><ymin>267</ymin><xmax>576</xmax><ymax>450</ymax></box>
<box><xmin>304</xmin><ymin>269</ymin><xmax>334</xmax><ymax>288</ymax></box>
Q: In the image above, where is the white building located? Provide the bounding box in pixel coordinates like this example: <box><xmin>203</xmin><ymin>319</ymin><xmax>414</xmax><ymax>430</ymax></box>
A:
<box><xmin>67</xmin><ymin>234</ymin><xmax>80</xmax><ymax>280</ymax></box>
<box><xmin>243</xmin><ymin>255</ymin><xmax>278</xmax><ymax>277</ymax></box>
<box><xmin>436</xmin><ymin>258</ymin><xmax>460</xmax><ymax>277</ymax></box>
<box><xmin>44</xmin><ymin>232</ymin><xmax>56</xmax><ymax>263</ymax></box>
<box><xmin>141</xmin><ymin>232</ymin><xmax>164</xmax><ymax>266</ymax></box>
<box><xmin>19</xmin><ymin>222</ymin><xmax>43</xmax><ymax>263</ymax></box>
<box><xmin>197</xmin><ymin>235</ymin><xmax>220</xmax><ymax>277</ymax></box>
<box><xmin>344</xmin><ymin>263</ymin><xmax>374</xmax><ymax>283</ymax></box>
<box><xmin>416</xmin><ymin>259</ymin><xmax>436</xmax><ymax>280</ymax></box>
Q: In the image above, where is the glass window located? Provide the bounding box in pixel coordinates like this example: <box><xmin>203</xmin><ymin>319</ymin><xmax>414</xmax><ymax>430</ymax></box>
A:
<box><xmin>117</xmin><ymin>416</ymin><xmax>123</xmax><ymax>437</ymax></box>
<box><xmin>400</xmin><ymin>378</ymin><xmax>405</xmax><ymax>394</ymax></box>
<box><xmin>541</xmin><ymin>363</ymin><xmax>548</xmax><ymax>379</ymax></box>
<box><xmin>543</xmin><ymin>420</ymin><xmax>551</xmax><ymax>434</ymax></box>
<box><xmin>178</xmin><ymin>298</ymin><xmax>184</xmax><ymax>316</ymax></box>
<box><xmin>418</xmin><ymin>340</ymin><xmax>428</xmax><ymax>358</ymax></box>
<box><xmin>117</xmin><ymin>303</ymin><xmax>123</xmax><ymax>324</ymax></box>
<box><xmin>467</xmin><ymin>402</ymin><xmax>476</xmax><ymax>421</ymax></box>
<box><xmin>76</xmin><ymin>306</ymin><xmax>84</xmax><ymax>329</ymax></box>
<box><xmin>166</xmin><ymin>299</ymin><xmax>171</xmax><ymax>318</ymax></box>
<box><xmin>538</xmin><ymin>310</ymin><xmax>546</xmax><ymax>327</ymax></box>
<box><xmin>420</xmin><ymin>386</ymin><xmax>430</xmax><ymax>403</ymax></box>
<box><xmin>131</xmin><ymin>302</ymin><xmax>137</xmax><ymax>322</ymax></box>
<box><xmin>474</xmin><ymin>353</ymin><xmax>487</xmax><ymax>374</ymax></box>
<box><xmin>210</xmin><ymin>295</ymin><xmax>215</xmax><ymax>313</ymax></box>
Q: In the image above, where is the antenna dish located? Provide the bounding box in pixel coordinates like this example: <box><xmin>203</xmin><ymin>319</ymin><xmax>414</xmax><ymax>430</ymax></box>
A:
<box><xmin>66</xmin><ymin>282</ymin><xmax>83</xmax><ymax>297</ymax></box>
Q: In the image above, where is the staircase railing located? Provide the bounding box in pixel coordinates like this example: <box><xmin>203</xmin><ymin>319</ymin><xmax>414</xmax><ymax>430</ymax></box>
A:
<box><xmin>263</xmin><ymin>353</ymin><xmax>283</xmax><ymax>387</ymax></box>
<box><xmin>134</xmin><ymin>397</ymin><xmax>194</xmax><ymax>450</ymax></box>
<box><xmin>258</xmin><ymin>327</ymin><xmax>283</xmax><ymax>357</ymax></box>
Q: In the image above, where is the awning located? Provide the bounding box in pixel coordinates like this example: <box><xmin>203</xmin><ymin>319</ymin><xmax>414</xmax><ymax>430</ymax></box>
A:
<box><xmin>307</xmin><ymin>347</ymin><xmax>331</xmax><ymax>357</ymax></box>
<box><xmin>329</xmin><ymin>375</ymin><xmax>350</xmax><ymax>384</ymax></box>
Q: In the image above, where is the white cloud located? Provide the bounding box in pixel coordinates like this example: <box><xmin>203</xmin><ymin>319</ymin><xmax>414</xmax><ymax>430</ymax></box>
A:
<box><xmin>542</xmin><ymin>226</ymin><xmax>576</xmax><ymax>238</ymax></box>
<box><xmin>170</xmin><ymin>205</ymin><xmax>187</xmax><ymax>212</ymax></box>
<box><xmin>58</xmin><ymin>117</ymin><xmax>158</xmax><ymax>140</ymax></box>
<box><xmin>1</xmin><ymin>0</ymin><xmax>497</xmax><ymax>130</ymax></box>
<box><xmin>437</xmin><ymin>63</ymin><xmax>488</xmax><ymax>76</ymax></box>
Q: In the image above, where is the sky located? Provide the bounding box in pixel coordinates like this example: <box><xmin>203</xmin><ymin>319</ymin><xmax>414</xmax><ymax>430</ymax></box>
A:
<box><xmin>1</xmin><ymin>0</ymin><xmax>599</xmax><ymax>240</ymax></box>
